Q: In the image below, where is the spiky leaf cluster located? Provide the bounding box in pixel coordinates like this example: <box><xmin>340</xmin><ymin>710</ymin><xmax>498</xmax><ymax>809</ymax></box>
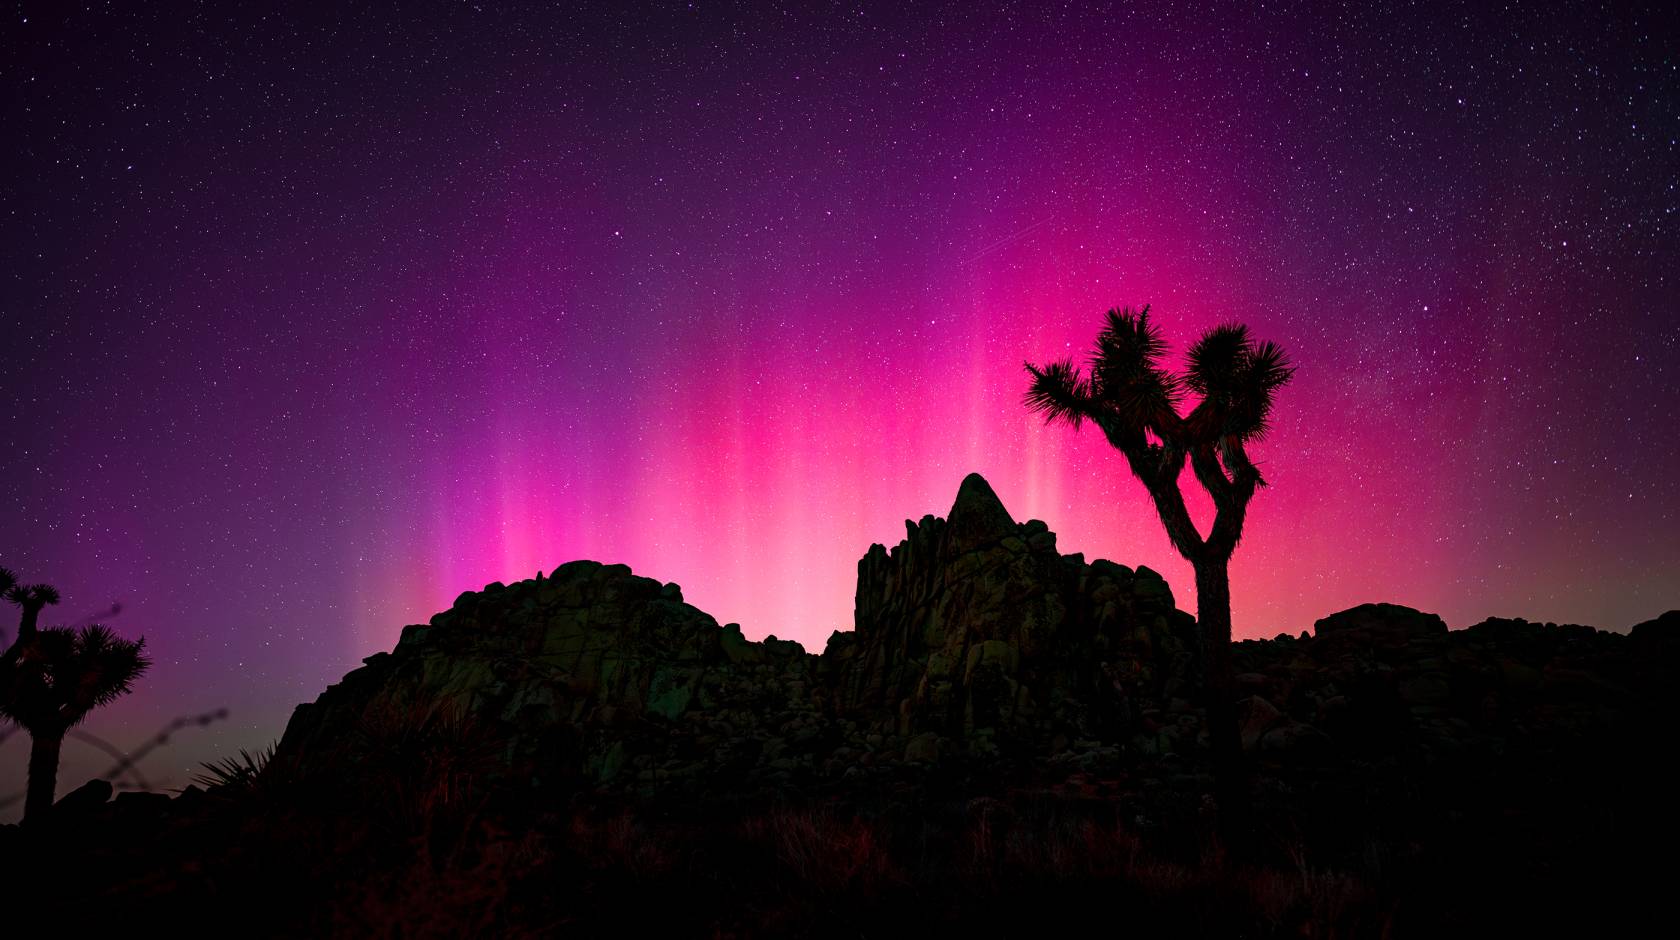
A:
<box><xmin>193</xmin><ymin>745</ymin><xmax>277</xmax><ymax>791</ymax></box>
<box><xmin>1185</xmin><ymin>323</ymin><xmax>1293</xmax><ymax>441</ymax></box>
<box><xmin>1026</xmin><ymin>306</ymin><xmax>1292</xmax><ymax>448</ymax></box>
<box><xmin>0</xmin><ymin>623</ymin><xmax>150</xmax><ymax>731</ymax></box>
<box><xmin>6</xmin><ymin>583</ymin><xmax>61</xmax><ymax>610</ymax></box>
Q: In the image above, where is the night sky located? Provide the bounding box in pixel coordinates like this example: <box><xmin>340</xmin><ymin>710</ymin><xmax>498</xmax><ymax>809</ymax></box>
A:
<box><xmin>2</xmin><ymin>2</ymin><xmax>1676</xmax><ymax>803</ymax></box>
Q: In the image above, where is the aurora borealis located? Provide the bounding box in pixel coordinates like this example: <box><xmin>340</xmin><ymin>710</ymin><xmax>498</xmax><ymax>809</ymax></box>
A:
<box><xmin>3</xmin><ymin>1</ymin><xmax>1676</xmax><ymax>799</ymax></box>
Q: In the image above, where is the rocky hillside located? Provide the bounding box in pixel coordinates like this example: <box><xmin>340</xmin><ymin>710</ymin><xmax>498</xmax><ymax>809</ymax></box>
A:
<box><xmin>275</xmin><ymin>474</ymin><xmax>1206</xmax><ymax>798</ymax></box>
<box><xmin>13</xmin><ymin>473</ymin><xmax>1678</xmax><ymax>937</ymax></box>
<box><xmin>826</xmin><ymin>475</ymin><xmax>1200</xmax><ymax>756</ymax></box>
<box><xmin>275</xmin><ymin>472</ymin><xmax>1677</xmax><ymax>811</ymax></box>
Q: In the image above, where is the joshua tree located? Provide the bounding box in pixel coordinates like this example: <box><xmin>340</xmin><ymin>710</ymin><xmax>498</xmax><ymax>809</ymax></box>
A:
<box><xmin>0</xmin><ymin>567</ymin><xmax>14</xmax><ymax>648</ymax></box>
<box><xmin>1025</xmin><ymin>305</ymin><xmax>1292</xmax><ymax>839</ymax></box>
<box><xmin>1</xmin><ymin>624</ymin><xmax>150</xmax><ymax>823</ymax></box>
<box><xmin>7</xmin><ymin>582</ymin><xmax>61</xmax><ymax>641</ymax></box>
<box><xmin>0</xmin><ymin>567</ymin><xmax>24</xmax><ymax>707</ymax></box>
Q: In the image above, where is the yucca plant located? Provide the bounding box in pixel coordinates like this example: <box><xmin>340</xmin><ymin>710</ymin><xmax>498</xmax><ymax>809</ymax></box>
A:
<box><xmin>0</xmin><ymin>623</ymin><xmax>150</xmax><ymax>823</ymax></box>
<box><xmin>1026</xmin><ymin>306</ymin><xmax>1293</xmax><ymax>842</ymax></box>
<box><xmin>193</xmin><ymin>744</ymin><xmax>277</xmax><ymax>792</ymax></box>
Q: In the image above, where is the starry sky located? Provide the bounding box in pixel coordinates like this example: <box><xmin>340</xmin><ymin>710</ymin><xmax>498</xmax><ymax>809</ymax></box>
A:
<box><xmin>2</xmin><ymin>1</ymin><xmax>1676</xmax><ymax>804</ymax></box>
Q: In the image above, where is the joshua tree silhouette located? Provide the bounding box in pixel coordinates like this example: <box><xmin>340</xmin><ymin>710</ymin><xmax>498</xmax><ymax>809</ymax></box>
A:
<box><xmin>2</xmin><ymin>625</ymin><xmax>150</xmax><ymax>822</ymax></box>
<box><xmin>1025</xmin><ymin>305</ymin><xmax>1293</xmax><ymax>840</ymax></box>
<box><xmin>0</xmin><ymin>567</ymin><xmax>13</xmax><ymax>648</ymax></box>
<box><xmin>0</xmin><ymin>568</ymin><xmax>151</xmax><ymax>823</ymax></box>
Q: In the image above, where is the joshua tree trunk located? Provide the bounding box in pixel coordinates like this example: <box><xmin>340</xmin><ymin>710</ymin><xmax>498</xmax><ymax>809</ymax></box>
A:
<box><xmin>1194</xmin><ymin>556</ymin><xmax>1248</xmax><ymax>846</ymax></box>
<box><xmin>1119</xmin><ymin>437</ymin><xmax>1256</xmax><ymax>848</ymax></box>
<box><xmin>1026</xmin><ymin>308</ymin><xmax>1293</xmax><ymax>852</ymax></box>
<box><xmin>18</xmin><ymin>603</ymin><xmax>41</xmax><ymax>640</ymax></box>
<box><xmin>25</xmin><ymin>726</ymin><xmax>64</xmax><ymax>824</ymax></box>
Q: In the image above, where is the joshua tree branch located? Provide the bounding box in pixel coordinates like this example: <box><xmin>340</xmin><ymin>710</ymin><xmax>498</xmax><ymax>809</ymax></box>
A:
<box><xmin>1205</xmin><ymin>498</ymin><xmax>1248</xmax><ymax>560</ymax></box>
<box><xmin>1220</xmin><ymin>437</ymin><xmax>1266</xmax><ymax>488</ymax></box>
<box><xmin>1191</xmin><ymin>443</ymin><xmax>1233</xmax><ymax>502</ymax></box>
<box><xmin>1206</xmin><ymin>450</ymin><xmax>1260</xmax><ymax>561</ymax></box>
<box><xmin>1151</xmin><ymin>407</ymin><xmax>1188</xmax><ymax>445</ymax></box>
<box><xmin>1148</xmin><ymin>478</ymin><xmax>1208</xmax><ymax>563</ymax></box>
<box><xmin>1097</xmin><ymin>417</ymin><xmax>1207</xmax><ymax>561</ymax></box>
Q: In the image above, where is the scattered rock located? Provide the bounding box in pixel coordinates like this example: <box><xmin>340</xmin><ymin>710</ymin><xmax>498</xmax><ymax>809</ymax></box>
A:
<box><xmin>54</xmin><ymin>778</ymin><xmax>113</xmax><ymax>817</ymax></box>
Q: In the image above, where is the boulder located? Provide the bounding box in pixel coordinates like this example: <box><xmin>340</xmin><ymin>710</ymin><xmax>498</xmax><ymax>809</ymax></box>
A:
<box><xmin>275</xmin><ymin>559</ymin><xmax>825</xmax><ymax>797</ymax></box>
<box><xmin>1631</xmin><ymin>610</ymin><xmax>1680</xmax><ymax>652</ymax></box>
<box><xmin>53</xmin><ymin>778</ymin><xmax>113</xmax><ymax>818</ymax></box>
<box><xmin>1313</xmin><ymin>603</ymin><xmax>1447</xmax><ymax>644</ymax></box>
<box><xmin>1237</xmin><ymin>695</ymin><xmax>1284</xmax><ymax>750</ymax></box>
<box><xmin>904</xmin><ymin>732</ymin><xmax>942</xmax><ymax>763</ymax></box>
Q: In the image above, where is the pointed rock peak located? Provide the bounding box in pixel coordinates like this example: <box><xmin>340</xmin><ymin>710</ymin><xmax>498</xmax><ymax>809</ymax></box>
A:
<box><xmin>947</xmin><ymin>473</ymin><xmax>1016</xmax><ymax>548</ymax></box>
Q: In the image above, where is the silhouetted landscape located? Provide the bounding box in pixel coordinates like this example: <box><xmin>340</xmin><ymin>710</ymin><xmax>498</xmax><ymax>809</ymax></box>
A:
<box><xmin>7</xmin><ymin>2</ymin><xmax>1678</xmax><ymax>937</ymax></box>
<box><xmin>4</xmin><ymin>471</ymin><xmax>1677</xmax><ymax>935</ymax></box>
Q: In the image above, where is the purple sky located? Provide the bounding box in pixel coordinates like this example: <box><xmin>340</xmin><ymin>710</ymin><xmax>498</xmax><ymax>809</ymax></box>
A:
<box><xmin>2</xmin><ymin>1</ymin><xmax>1676</xmax><ymax>810</ymax></box>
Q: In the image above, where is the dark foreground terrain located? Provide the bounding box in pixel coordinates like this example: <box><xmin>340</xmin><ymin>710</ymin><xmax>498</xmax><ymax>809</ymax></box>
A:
<box><xmin>7</xmin><ymin>476</ymin><xmax>1677</xmax><ymax>937</ymax></box>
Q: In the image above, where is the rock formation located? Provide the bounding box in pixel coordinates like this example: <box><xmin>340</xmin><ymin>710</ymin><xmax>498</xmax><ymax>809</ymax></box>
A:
<box><xmin>20</xmin><ymin>473</ymin><xmax>1680</xmax><ymax>938</ymax></box>
<box><xmin>275</xmin><ymin>473</ymin><xmax>1204</xmax><ymax>796</ymax></box>
<box><xmin>274</xmin><ymin>472</ymin><xmax>1679</xmax><ymax>808</ymax></box>
<box><xmin>822</xmin><ymin>473</ymin><xmax>1201</xmax><ymax>759</ymax></box>
<box><xmin>277</xmin><ymin>559</ymin><xmax>824</xmax><ymax>796</ymax></box>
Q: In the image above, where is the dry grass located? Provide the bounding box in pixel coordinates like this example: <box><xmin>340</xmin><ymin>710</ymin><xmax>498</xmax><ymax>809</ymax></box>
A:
<box><xmin>567</xmin><ymin>809</ymin><xmax>677</xmax><ymax>877</ymax></box>
<box><xmin>743</xmin><ymin>806</ymin><xmax>904</xmax><ymax>895</ymax></box>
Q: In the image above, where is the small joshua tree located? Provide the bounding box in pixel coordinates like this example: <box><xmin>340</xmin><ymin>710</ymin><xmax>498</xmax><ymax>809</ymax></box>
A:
<box><xmin>1025</xmin><ymin>305</ymin><xmax>1292</xmax><ymax>838</ymax></box>
<box><xmin>1</xmin><ymin>614</ymin><xmax>150</xmax><ymax>823</ymax></box>
<box><xmin>0</xmin><ymin>567</ymin><xmax>14</xmax><ymax>648</ymax></box>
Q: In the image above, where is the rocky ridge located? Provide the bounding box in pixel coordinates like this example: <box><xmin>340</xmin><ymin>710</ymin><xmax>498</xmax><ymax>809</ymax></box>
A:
<box><xmin>273</xmin><ymin>472</ymin><xmax>1678</xmax><ymax>807</ymax></box>
<box><xmin>275</xmin><ymin>474</ymin><xmax>1208</xmax><ymax>797</ymax></box>
<box><xmin>12</xmin><ymin>473</ymin><xmax>1676</xmax><ymax>938</ymax></box>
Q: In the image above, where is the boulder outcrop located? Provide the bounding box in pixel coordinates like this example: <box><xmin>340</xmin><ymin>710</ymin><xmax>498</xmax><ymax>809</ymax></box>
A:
<box><xmin>273</xmin><ymin>472</ymin><xmax>1679</xmax><ymax>807</ymax></box>
<box><xmin>277</xmin><ymin>559</ymin><xmax>823</xmax><ymax>796</ymax></box>
<box><xmin>275</xmin><ymin>473</ymin><xmax>1203</xmax><ymax>796</ymax></box>
<box><xmin>821</xmin><ymin>473</ymin><xmax>1201</xmax><ymax>757</ymax></box>
<box><xmin>23</xmin><ymin>476</ymin><xmax>1680</xmax><ymax>940</ymax></box>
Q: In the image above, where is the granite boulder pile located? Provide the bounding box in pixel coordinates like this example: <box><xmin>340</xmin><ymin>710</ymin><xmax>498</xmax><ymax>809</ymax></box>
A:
<box><xmin>272</xmin><ymin>472</ymin><xmax>1679</xmax><ymax>806</ymax></box>
<box><xmin>275</xmin><ymin>473</ymin><xmax>1206</xmax><ymax>797</ymax></box>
